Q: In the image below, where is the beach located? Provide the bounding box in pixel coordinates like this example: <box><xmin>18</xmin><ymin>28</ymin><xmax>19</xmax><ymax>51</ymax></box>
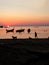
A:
<box><xmin>0</xmin><ymin>38</ymin><xmax>49</xmax><ymax>65</ymax></box>
<box><xmin>0</xmin><ymin>26</ymin><xmax>49</xmax><ymax>65</ymax></box>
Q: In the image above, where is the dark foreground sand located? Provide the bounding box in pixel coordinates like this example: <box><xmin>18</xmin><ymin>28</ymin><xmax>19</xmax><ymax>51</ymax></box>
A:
<box><xmin>0</xmin><ymin>38</ymin><xmax>49</xmax><ymax>65</ymax></box>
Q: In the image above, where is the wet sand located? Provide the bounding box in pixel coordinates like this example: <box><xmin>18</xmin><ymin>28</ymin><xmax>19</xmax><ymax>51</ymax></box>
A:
<box><xmin>0</xmin><ymin>38</ymin><xmax>49</xmax><ymax>65</ymax></box>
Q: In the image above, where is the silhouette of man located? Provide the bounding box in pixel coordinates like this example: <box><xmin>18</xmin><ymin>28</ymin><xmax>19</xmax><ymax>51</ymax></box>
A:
<box><xmin>35</xmin><ymin>32</ymin><xmax>37</xmax><ymax>38</ymax></box>
<box><xmin>28</xmin><ymin>28</ymin><xmax>30</xmax><ymax>33</ymax></box>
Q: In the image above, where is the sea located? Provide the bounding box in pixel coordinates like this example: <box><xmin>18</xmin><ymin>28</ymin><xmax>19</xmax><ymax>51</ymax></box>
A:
<box><xmin>0</xmin><ymin>26</ymin><xmax>49</xmax><ymax>39</ymax></box>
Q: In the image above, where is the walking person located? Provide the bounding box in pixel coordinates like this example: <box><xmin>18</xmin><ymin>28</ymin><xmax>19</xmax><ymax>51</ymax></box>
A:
<box><xmin>35</xmin><ymin>32</ymin><xmax>38</xmax><ymax>38</ymax></box>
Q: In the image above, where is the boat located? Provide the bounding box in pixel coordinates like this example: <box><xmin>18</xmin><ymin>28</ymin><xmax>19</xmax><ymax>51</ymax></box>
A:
<box><xmin>0</xmin><ymin>26</ymin><xmax>3</xmax><ymax>28</ymax></box>
<box><xmin>6</xmin><ymin>29</ymin><xmax>14</xmax><ymax>33</ymax></box>
<box><xmin>16</xmin><ymin>29</ymin><xmax>25</xmax><ymax>33</ymax></box>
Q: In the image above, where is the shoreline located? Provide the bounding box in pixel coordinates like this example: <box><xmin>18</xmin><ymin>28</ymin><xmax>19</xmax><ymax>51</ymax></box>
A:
<box><xmin>0</xmin><ymin>38</ymin><xmax>49</xmax><ymax>43</ymax></box>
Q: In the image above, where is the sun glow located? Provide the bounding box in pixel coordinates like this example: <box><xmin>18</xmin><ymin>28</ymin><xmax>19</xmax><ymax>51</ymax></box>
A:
<box><xmin>0</xmin><ymin>14</ymin><xmax>49</xmax><ymax>26</ymax></box>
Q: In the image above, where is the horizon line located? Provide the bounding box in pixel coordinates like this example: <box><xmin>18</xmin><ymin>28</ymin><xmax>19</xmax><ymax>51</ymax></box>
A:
<box><xmin>6</xmin><ymin>24</ymin><xmax>49</xmax><ymax>26</ymax></box>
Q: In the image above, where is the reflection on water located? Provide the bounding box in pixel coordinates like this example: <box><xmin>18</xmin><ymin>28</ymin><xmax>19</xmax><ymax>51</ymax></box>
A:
<box><xmin>0</xmin><ymin>26</ymin><xmax>49</xmax><ymax>39</ymax></box>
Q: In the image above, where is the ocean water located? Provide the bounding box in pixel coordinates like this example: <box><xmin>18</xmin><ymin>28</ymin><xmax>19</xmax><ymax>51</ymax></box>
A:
<box><xmin>0</xmin><ymin>26</ymin><xmax>49</xmax><ymax>39</ymax></box>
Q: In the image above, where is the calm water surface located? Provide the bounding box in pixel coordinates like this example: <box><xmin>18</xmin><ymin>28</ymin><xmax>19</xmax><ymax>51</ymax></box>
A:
<box><xmin>0</xmin><ymin>26</ymin><xmax>49</xmax><ymax>39</ymax></box>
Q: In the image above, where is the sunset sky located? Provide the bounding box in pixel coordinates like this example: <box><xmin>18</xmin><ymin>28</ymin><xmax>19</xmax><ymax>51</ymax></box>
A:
<box><xmin>0</xmin><ymin>0</ymin><xmax>49</xmax><ymax>26</ymax></box>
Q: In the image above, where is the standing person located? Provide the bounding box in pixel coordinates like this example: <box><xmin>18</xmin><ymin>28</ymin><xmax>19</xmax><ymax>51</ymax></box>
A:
<box><xmin>35</xmin><ymin>32</ymin><xmax>37</xmax><ymax>38</ymax></box>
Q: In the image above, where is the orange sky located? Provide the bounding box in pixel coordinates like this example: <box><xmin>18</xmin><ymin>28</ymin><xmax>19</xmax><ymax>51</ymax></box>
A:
<box><xmin>0</xmin><ymin>0</ymin><xmax>49</xmax><ymax>26</ymax></box>
<box><xmin>0</xmin><ymin>14</ymin><xmax>49</xmax><ymax>26</ymax></box>
<box><xmin>0</xmin><ymin>16</ymin><xmax>49</xmax><ymax>26</ymax></box>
